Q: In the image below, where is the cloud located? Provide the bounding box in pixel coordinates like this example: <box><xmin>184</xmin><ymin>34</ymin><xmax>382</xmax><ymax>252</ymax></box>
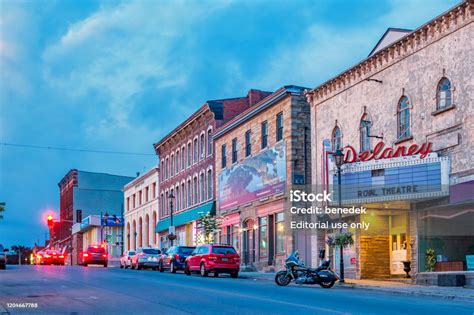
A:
<box><xmin>41</xmin><ymin>1</ymin><xmax>231</xmax><ymax>138</ymax></box>
<box><xmin>251</xmin><ymin>0</ymin><xmax>459</xmax><ymax>90</ymax></box>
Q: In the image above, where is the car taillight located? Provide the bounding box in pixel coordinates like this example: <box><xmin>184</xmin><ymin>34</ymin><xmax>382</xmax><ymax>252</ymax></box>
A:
<box><xmin>102</xmin><ymin>254</ymin><xmax>107</xmax><ymax>258</ymax></box>
<box><xmin>59</xmin><ymin>255</ymin><xmax>64</xmax><ymax>258</ymax></box>
<box><xmin>175</xmin><ymin>254</ymin><xmax>180</xmax><ymax>260</ymax></box>
<box><xmin>234</xmin><ymin>257</ymin><xmax>240</xmax><ymax>262</ymax></box>
<box><xmin>45</xmin><ymin>255</ymin><xmax>51</xmax><ymax>258</ymax></box>
<box><xmin>83</xmin><ymin>253</ymin><xmax>89</xmax><ymax>257</ymax></box>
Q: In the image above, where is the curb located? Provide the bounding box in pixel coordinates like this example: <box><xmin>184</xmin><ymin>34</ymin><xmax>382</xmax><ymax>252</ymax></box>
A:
<box><xmin>239</xmin><ymin>274</ymin><xmax>474</xmax><ymax>302</ymax></box>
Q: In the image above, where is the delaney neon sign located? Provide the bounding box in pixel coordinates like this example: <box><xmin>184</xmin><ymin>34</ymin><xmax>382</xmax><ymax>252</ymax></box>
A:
<box><xmin>343</xmin><ymin>141</ymin><xmax>433</xmax><ymax>163</ymax></box>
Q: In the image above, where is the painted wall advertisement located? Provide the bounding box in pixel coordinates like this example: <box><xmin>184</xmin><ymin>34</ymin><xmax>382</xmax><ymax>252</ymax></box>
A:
<box><xmin>218</xmin><ymin>142</ymin><xmax>286</xmax><ymax>210</ymax></box>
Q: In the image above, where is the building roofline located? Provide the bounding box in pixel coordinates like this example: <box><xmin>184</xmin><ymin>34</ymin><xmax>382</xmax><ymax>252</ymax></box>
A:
<box><xmin>367</xmin><ymin>27</ymin><xmax>412</xmax><ymax>57</ymax></box>
<box><xmin>123</xmin><ymin>166</ymin><xmax>159</xmax><ymax>190</ymax></box>
<box><xmin>213</xmin><ymin>85</ymin><xmax>308</xmax><ymax>140</ymax></box>
<box><xmin>307</xmin><ymin>1</ymin><xmax>468</xmax><ymax>97</ymax></box>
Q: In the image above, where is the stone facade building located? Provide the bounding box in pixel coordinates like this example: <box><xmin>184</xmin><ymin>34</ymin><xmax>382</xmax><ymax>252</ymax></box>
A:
<box><xmin>153</xmin><ymin>90</ymin><xmax>270</xmax><ymax>249</ymax></box>
<box><xmin>306</xmin><ymin>0</ymin><xmax>473</xmax><ymax>284</ymax></box>
<box><xmin>123</xmin><ymin>167</ymin><xmax>159</xmax><ymax>251</ymax></box>
<box><xmin>214</xmin><ymin>86</ymin><xmax>312</xmax><ymax>271</ymax></box>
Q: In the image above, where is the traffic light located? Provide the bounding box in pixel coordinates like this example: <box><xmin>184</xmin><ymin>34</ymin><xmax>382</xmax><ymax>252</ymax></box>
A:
<box><xmin>47</xmin><ymin>214</ymin><xmax>53</xmax><ymax>228</ymax></box>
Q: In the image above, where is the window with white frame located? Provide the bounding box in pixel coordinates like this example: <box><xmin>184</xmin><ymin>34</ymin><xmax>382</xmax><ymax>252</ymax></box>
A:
<box><xmin>436</xmin><ymin>77</ymin><xmax>452</xmax><ymax>110</ymax></box>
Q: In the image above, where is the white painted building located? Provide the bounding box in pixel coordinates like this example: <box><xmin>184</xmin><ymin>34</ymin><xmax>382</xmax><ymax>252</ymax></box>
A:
<box><xmin>123</xmin><ymin>167</ymin><xmax>159</xmax><ymax>251</ymax></box>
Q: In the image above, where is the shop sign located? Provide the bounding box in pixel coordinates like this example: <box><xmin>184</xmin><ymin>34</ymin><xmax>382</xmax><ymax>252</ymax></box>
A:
<box><xmin>344</xmin><ymin>141</ymin><xmax>433</xmax><ymax>163</ymax></box>
<box><xmin>467</xmin><ymin>255</ymin><xmax>474</xmax><ymax>271</ymax></box>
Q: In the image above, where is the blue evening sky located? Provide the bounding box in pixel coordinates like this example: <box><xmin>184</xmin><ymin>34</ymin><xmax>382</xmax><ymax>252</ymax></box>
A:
<box><xmin>0</xmin><ymin>0</ymin><xmax>459</xmax><ymax>247</ymax></box>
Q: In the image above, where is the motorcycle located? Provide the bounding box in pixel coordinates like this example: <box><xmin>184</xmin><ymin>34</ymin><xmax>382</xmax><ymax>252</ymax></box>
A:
<box><xmin>275</xmin><ymin>251</ymin><xmax>339</xmax><ymax>288</ymax></box>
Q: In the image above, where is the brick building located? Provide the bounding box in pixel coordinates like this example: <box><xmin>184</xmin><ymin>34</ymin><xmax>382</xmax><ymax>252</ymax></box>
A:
<box><xmin>123</xmin><ymin>167</ymin><xmax>159</xmax><ymax>251</ymax></box>
<box><xmin>58</xmin><ymin>170</ymin><xmax>134</xmax><ymax>265</ymax></box>
<box><xmin>306</xmin><ymin>1</ymin><xmax>473</xmax><ymax>284</ymax></box>
<box><xmin>214</xmin><ymin>86</ymin><xmax>311</xmax><ymax>271</ymax></box>
<box><xmin>153</xmin><ymin>90</ymin><xmax>270</xmax><ymax>249</ymax></box>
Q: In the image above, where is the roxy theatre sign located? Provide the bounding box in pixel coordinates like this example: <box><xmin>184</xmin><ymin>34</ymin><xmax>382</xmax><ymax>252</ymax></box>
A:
<box><xmin>343</xmin><ymin>141</ymin><xmax>433</xmax><ymax>163</ymax></box>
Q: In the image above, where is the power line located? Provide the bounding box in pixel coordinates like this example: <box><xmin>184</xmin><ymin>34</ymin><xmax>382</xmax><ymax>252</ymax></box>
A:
<box><xmin>0</xmin><ymin>142</ymin><xmax>156</xmax><ymax>156</ymax></box>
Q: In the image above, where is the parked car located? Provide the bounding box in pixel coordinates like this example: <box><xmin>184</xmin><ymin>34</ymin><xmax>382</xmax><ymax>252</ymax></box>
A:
<box><xmin>130</xmin><ymin>247</ymin><xmax>162</xmax><ymax>270</ymax></box>
<box><xmin>41</xmin><ymin>250</ymin><xmax>65</xmax><ymax>265</ymax></box>
<box><xmin>159</xmin><ymin>246</ymin><xmax>195</xmax><ymax>273</ymax></box>
<box><xmin>82</xmin><ymin>245</ymin><xmax>108</xmax><ymax>267</ymax></box>
<box><xmin>185</xmin><ymin>245</ymin><xmax>240</xmax><ymax>278</ymax></box>
<box><xmin>120</xmin><ymin>250</ymin><xmax>136</xmax><ymax>269</ymax></box>
<box><xmin>0</xmin><ymin>244</ymin><xmax>7</xmax><ymax>270</ymax></box>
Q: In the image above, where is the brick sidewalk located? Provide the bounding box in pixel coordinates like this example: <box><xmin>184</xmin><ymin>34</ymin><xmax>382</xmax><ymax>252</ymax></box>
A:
<box><xmin>239</xmin><ymin>272</ymin><xmax>474</xmax><ymax>301</ymax></box>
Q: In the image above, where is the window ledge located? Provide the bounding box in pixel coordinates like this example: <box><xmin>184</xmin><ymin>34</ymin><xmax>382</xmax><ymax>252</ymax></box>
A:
<box><xmin>394</xmin><ymin>136</ymin><xmax>413</xmax><ymax>145</ymax></box>
<box><xmin>431</xmin><ymin>105</ymin><xmax>456</xmax><ymax>116</ymax></box>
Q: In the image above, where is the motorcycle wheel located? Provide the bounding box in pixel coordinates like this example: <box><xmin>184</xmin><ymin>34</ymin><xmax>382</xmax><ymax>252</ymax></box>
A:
<box><xmin>319</xmin><ymin>280</ymin><xmax>335</xmax><ymax>289</ymax></box>
<box><xmin>275</xmin><ymin>271</ymin><xmax>291</xmax><ymax>286</ymax></box>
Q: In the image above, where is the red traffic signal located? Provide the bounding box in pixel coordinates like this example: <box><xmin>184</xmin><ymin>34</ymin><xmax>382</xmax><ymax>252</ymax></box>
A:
<box><xmin>47</xmin><ymin>215</ymin><xmax>54</xmax><ymax>227</ymax></box>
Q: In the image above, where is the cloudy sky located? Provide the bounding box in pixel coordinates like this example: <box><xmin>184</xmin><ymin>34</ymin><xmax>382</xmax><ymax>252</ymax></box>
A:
<box><xmin>0</xmin><ymin>0</ymin><xmax>459</xmax><ymax>247</ymax></box>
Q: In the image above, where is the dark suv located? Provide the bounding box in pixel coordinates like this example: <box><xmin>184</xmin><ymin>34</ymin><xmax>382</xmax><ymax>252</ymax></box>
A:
<box><xmin>82</xmin><ymin>245</ymin><xmax>108</xmax><ymax>267</ymax></box>
<box><xmin>159</xmin><ymin>246</ymin><xmax>195</xmax><ymax>273</ymax></box>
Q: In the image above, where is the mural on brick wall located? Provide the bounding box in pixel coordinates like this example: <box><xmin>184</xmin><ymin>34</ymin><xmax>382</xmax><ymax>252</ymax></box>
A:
<box><xmin>218</xmin><ymin>142</ymin><xmax>286</xmax><ymax>210</ymax></box>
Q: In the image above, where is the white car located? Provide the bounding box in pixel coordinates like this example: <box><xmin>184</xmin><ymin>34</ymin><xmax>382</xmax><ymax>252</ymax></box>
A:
<box><xmin>130</xmin><ymin>248</ymin><xmax>162</xmax><ymax>270</ymax></box>
<box><xmin>120</xmin><ymin>250</ymin><xmax>136</xmax><ymax>269</ymax></box>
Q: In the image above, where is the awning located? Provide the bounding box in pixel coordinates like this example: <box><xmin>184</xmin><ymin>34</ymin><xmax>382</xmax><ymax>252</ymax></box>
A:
<box><xmin>155</xmin><ymin>201</ymin><xmax>215</xmax><ymax>233</ymax></box>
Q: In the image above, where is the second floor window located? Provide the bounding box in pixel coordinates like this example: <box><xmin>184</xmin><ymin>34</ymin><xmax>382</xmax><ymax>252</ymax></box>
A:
<box><xmin>207</xmin><ymin>169</ymin><xmax>213</xmax><ymax>199</ymax></box>
<box><xmin>332</xmin><ymin>126</ymin><xmax>342</xmax><ymax>151</ymax></box>
<box><xmin>276</xmin><ymin>112</ymin><xmax>283</xmax><ymax>141</ymax></box>
<box><xmin>221</xmin><ymin>144</ymin><xmax>227</xmax><ymax>168</ymax></box>
<box><xmin>436</xmin><ymin>77</ymin><xmax>452</xmax><ymax>110</ymax></box>
<box><xmin>360</xmin><ymin>114</ymin><xmax>371</xmax><ymax>152</ymax></box>
<box><xmin>200</xmin><ymin>133</ymin><xmax>205</xmax><ymax>159</ymax></box>
<box><xmin>232</xmin><ymin>138</ymin><xmax>238</xmax><ymax>164</ymax></box>
<box><xmin>261</xmin><ymin>121</ymin><xmax>268</xmax><ymax>149</ymax></box>
<box><xmin>245</xmin><ymin>130</ymin><xmax>251</xmax><ymax>157</ymax></box>
<box><xmin>397</xmin><ymin>96</ymin><xmax>411</xmax><ymax>139</ymax></box>
<box><xmin>193</xmin><ymin>138</ymin><xmax>198</xmax><ymax>163</ymax></box>
<box><xmin>187</xmin><ymin>143</ymin><xmax>191</xmax><ymax>167</ymax></box>
<box><xmin>207</xmin><ymin>129</ymin><xmax>213</xmax><ymax>155</ymax></box>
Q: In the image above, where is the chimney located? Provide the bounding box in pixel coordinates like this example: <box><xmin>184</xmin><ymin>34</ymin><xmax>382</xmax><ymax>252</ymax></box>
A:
<box><xmin>247</xmin><ymin>89</ymin><xmax>271</xmax><ymax>106</ymax></box>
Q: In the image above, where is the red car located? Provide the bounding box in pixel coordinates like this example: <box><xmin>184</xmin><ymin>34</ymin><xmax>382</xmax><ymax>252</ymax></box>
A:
<box><xmin>41</xmin><ymin>250</ymin><xmax>65</xmax><ymax>265</ymax></box>
<box><xmin>82</xmin><ymin>245</ymin><xmax>108</xmax><ymax>267</ymax></box>
<box><xmin>184</xmin><ymin>245</ymin><xmax>240</xmax><ymax>278</ymax></box>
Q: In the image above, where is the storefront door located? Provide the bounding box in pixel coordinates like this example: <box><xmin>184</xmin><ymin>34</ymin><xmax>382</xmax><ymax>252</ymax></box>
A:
<box><xmin>242</xmin><ymin>219</ymin><xmax>256</xmax><ymax>265</ymax></box>
<box><xmin>389</xmin><ymin>213</ymin><xmax>408</xmax><ymax>275</ymax></box>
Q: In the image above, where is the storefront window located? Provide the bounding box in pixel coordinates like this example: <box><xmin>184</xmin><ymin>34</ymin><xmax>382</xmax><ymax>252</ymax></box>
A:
<box><xmin>275</xmin><ymin>212</ymin><xmax>285</xmax><ymax>254</ymax></box>
<box><xmin>418</xmin><ymin>206</ymin><xmax>474</xmax><ymax>272</ymax></box>
<box><xmin>259</xmin><ymin>217</ymin><xmax>268</xmax><ymax>257</ymax></box>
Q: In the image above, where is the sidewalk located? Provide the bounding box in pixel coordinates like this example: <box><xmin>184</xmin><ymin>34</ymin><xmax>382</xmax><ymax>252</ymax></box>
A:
<box><xmin>239</xmin><ymin>272</ymin><xmax>474</xmax><ymax>301</ymax></box>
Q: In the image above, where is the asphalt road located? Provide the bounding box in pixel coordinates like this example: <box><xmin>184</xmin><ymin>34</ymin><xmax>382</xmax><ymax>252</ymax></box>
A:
<box><xmin>0</xmin><ymin>265</ymin><xmax>473</xmax><ymax>315</ymax></box>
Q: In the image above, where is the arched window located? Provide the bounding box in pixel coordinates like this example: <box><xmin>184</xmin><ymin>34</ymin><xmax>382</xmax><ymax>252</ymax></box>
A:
<box><xmin>436</xmin><ymin>78</ymin><xmax>452</xmax><ymax>110</ymax></box>
<box><xmin>332</xmin><ymin>126</ymin><xmax>342</xmax><ymax>151</ymax></box>
<box><xmin>207</xmin><ymin>169</ymin><xmax>213</xmax><ymax>199</ymax></box>
<box><xmin>360</xmin><ymin>114</ymin><xmax>371</xmax><ymax>151</ymax></box>
<box><xmin>397</xmin><ymin>96</ymin><xmax>411</xmax><ymax>139</ymax></box>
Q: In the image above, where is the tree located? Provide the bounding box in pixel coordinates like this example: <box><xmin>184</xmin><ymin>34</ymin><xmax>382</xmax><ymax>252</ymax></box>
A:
<box><xmin>0</xmin><ymin>202</ymin><xmax>5</xmax><ymax>220</ymax></box>
<box><xmin>198</xmin><ymin>212</ymin><xmax>222</xmax><ymax>244</ymax></box>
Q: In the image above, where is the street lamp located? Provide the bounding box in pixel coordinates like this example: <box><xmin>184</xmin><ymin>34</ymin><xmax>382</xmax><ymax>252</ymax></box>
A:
<box><xmin>334</xmin><ymin>148</ymin><xmax>345</xmax><ymax>283</ymax></box>
<box><xmin>167</xmin><ymin>192</ymin><xmax>176</xmax><ymax>246</ymax></box>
